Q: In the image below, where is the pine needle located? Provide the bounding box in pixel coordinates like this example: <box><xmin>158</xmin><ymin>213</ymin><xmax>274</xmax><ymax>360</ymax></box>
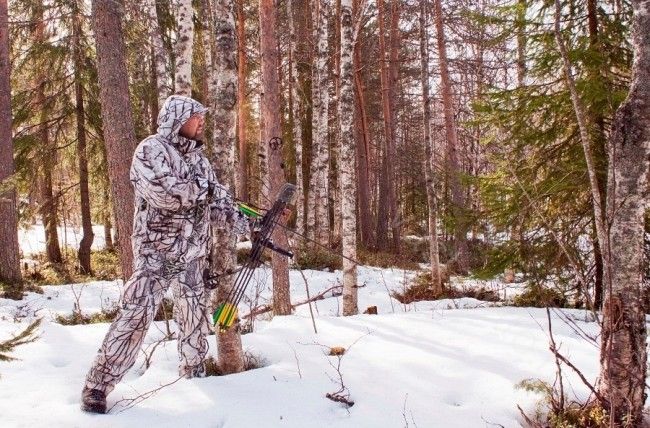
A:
<box><xmin>0</xmin><ymin>319</ymin><xmax>42</xmax><ymax>362</ymax></box>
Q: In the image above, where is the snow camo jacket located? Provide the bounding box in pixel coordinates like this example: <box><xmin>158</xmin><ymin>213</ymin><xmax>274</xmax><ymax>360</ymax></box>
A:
<box><xmin>130</xmin><ymin>95</ymin><xmax>232</xmax><ymax>272</ymax></box>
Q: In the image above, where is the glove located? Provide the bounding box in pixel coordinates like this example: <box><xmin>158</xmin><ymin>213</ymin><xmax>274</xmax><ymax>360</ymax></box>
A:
<box><xmin>230</xmin><ymin>210</ymin><xmax>250</xmax><ymax>236</ymax></box>
<box><xmin>210</xmin><ymin>195</ymin><xmax>251</xmax><ymax>237</ymax></box>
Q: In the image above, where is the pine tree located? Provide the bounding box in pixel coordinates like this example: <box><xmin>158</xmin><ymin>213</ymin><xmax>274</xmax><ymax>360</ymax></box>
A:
<box><xmin>91</xmin><ymin>0</ymin><xmax>137</xmax><ymax>279</ymax></box>
<box><xmin>259</xmin><ymin>0</ymin><xmax>291</xmax><ymax>315</ymax></box>
<box><xmin>0</xmin><ymin>0</ymin><xmax>22</xmax><ymax>296</ymax></box>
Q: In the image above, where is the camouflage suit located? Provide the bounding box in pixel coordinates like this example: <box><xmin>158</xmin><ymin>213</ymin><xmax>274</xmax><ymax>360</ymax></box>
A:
<box><xmin>84</xmin><ymin>96</ymin><xmax>240</xmax><ymax>394</ymax></box>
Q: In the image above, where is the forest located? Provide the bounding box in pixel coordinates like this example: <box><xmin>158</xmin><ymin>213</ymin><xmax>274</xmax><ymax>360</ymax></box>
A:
<box><xmin>0</xmin><ymin>0</ymin><xmax>648</xmax><ymax>426</ymax></box>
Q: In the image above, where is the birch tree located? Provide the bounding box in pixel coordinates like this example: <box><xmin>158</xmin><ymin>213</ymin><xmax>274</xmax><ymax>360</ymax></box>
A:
<box><xmin>143</xmin><ymin>0</ymin><xmax>171</xmax><ymax>110</ymax></box>
<box><xmin>287</xmin><ymin>0</ymin><xmax>304</xmax><ymax>236</ymax></box>
<box><xmin>175</xmin><ymin>0</ymin><xmax>194</xmax><ymax>96</ymax></box>
<box><xmin>339</xmin><ymin>0</ymin><xmax>357</xmax><ymax>315</ymax></box>
<box><xmin>596</xmin><ymin>0</ymin><xmax>650</xmax><ymax>423</ymax></box>
<box><xmin>419</xmin><ymin>0</ymin><xmax>442</xmax><ymax>293</ymax></box>
<box><xmin>307</xmin><ymin>0</ymin><xmax>330</xmax><ymax>245</ymax></box>
<box><xmin>91</xmin><ymin>0</ymin><xmax>136</xmax><ymax>279</ymax></box>
<box><xmin>0</xmin><ymin>0</ymin><xmax>22</xmax><ymax>297</ymax></box>
<box><xmin>208</xmin><ymin>0</ymin><xmax>244</xmax><ymax>375</ymax></box>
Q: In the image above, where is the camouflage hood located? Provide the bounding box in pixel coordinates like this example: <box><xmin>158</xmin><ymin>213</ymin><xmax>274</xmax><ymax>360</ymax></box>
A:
<box><xmin>156</xmin><ymin>95</ymin><xmax>208</xmax><ymax>154</ymax></box>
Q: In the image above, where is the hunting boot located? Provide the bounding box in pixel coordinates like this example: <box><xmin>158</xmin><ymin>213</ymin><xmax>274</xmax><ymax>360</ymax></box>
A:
<box><xmin>81</xmin><ymin>387</ymin><xmax>107</xmax><ymax>414</ymax></box>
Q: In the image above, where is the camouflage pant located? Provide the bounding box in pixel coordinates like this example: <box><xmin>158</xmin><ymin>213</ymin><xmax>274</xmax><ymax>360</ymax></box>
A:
<box><xmin>84</xmin><ymin>256</ymin><xmax>210</xmax><ymax>394</ymax></box>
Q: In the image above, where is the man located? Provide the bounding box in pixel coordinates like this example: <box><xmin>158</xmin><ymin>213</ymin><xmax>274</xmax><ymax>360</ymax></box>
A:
<box><xmin>81</xmin><ymin>95</ymin><xmax>247</xmax><ymax>414</ymax></box>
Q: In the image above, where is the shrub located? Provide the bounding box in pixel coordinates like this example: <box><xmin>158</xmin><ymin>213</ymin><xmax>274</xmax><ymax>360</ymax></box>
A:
<box><xmin>357</xmin><ymin>248</ymin><xmax>420</xmax><ymax>270</ymax></box>
<box><xmin>393</xmin><ymin>272</ymin><xmax>500</xmax><ymax>304</ymax></box>
<box><xmin>55</xmin><ymin>306</ymin><xmax>119</xmax><ymax>325</ymax></box>
<box><xmin>21</xmin><ymin>248</ymin><xmax>121</xmax><ymax>286</ymax></box>
<box><xmin>512</xmin><ymin>284</ymin><xmax>567</xmax><ymax>308</ymax></box>
<box><xmin>295</xmin><ymin>244</ymin><xmax>342</xmax><ymax>271</ymax></box>
<box><xmin>517</xmin><ymin>379</ymin><xmax>609</xmax><ymax>427</ymax></box>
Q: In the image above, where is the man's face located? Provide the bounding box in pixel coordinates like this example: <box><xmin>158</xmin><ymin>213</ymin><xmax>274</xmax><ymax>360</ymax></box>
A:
<box><xmin>179</xmin><ymin>113</ymin><xmax>206</xmax><ymax>140</ymax></box>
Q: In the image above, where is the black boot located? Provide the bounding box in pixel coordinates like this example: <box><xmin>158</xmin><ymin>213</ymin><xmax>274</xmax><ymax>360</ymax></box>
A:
<box><xmin>81</xmin><ymin>387</ymin><xmax>107</xmax><ymax>414</ymax></box>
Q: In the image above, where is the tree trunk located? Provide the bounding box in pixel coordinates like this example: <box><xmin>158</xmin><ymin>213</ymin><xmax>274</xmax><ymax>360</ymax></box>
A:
<box><xmin>236</xmin><ymin>1</ymin><xmax>248</xmax><ymax>201</ymax></box>
<box><xmin>209</xmin><ymin>0</ymin><xmax>245</xmax><ymax>375</ymax></box>
<box><xmin>376</xmin><ymin>0</ymin><xmax>399</xmax><ymax>252</ymax></box>
<box><xmin>33</xmin><ymin>2</ymin><xmax>62</xmax><ymax>266</ymax></box>
<box><xmin>259</xmin><ymin>0</ymin><xmax>291</xmax><ymax>316</ymax></box>
<box><xmin>287</xmin><ymin>0</ymin><xmax>304</xmax><ymax>236</ymax></box>
<box><xmin>387</xmin><ymin>0</ymin><xmax>400</xmax><ymax>251</ymax></box>
<box><xmin>598</xmin><ymin>1</ymin><xmax>650</xmax><ymax>424</ymax></box>
<box><xmin>0</xmin><ymin>0</ymin><xmax>22</xmax><ymax>296</ymax></box>
<box><xmin>175</xmin><ymin>0</ymin><xmax>194</xmax><ymax>96</ymax></box>
<box><xmin>143</xmin><ymin>0</ymin><xmax>171</xmax><ymax>110</ymax></box>
<box><xmin>73</xmin><ymin>3</ymin><xmax>94</xmax><ymax>275</ymax></box>
<box><xmin>352</xmin><ymin>0</ymin><xmax>373</xmax><ymax>248</ymax></box>
<box><xmin>432</xmin><ymin>0</ymin><xmax>468</xmax><ymax>273</ymax></box>
<box><xmin>91</xmin><ymin>0</ymin><xmax>136</xmax><ymax>279</ymax></box>
<box><xmin>331</xmin><ymin>0</ymin><xmax>342</xmax><ymax>246</ymax></box>
<box><xmin>554</xmin><ymin>0</ymin><xmax>608</xmax><ymax>277</ymax></box>
<box><xmin>339</xmin><ymin>0</ymin><xmax>357</xmax><ymax>316</ymax></box>
<box><xmin>419</xmin><ymin>0</ymin><xmax>442</xmax><ymax>293</ymax></box>
<box><xmin>307</xmin><ymin>0</ymin><xmax>330</xmax><ymax>246</ymax></box>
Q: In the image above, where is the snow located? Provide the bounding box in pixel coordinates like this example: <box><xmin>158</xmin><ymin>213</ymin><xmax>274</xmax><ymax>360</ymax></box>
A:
<box><xmin>18</xmin><ymin>224</ymin><xmax>108</xmax><ymax>256</ymax></box>
<box><xmin>0</xmin><ymin>261</ymin><xmax>612</xmax><ymax>427</ymax></box>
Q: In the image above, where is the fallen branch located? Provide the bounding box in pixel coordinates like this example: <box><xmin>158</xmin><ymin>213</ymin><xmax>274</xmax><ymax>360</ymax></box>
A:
<box><xmin>241</xmin><ymin>284</ymin><xmax>342</xmax><ymax>319</ymax></box>
<box><xmin>109</xmin><ymin>375</ymin><xmax>184</xmax><ymax>414</ymax></box>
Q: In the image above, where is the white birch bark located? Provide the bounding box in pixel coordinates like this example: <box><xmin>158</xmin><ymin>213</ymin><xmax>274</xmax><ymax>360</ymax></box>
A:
<box><xmin>209</xmin><ymin>0</ymin><xmax>244</xmax><ymax>374</ymax></box>
<box><xmin>597</xmin><ymin>0</ymin><xmax>650</xmax><ymax>423</ymax></box>
<box><xmin>307</xmin><ymin>0</ymin><xmax>330</xmax><ymax>245</ymax></box>
<box><xmin>339</xmin><ymin>0</ymin><xmax>357</xmax><ymax>316</ymax></box>
<box><xmin>287</xmin><ymin>0</ymin><xmax>305</xmax><ymax>236</ymax></box>
<box><xmin>142</xmin><ymin>0</ymin><xmax>171</xmax><ymax>108</ymax></box>
<box><xmin>174</xmin><ymin>0</ymin><xmax>194</xmax><ymax>96</ymax></box>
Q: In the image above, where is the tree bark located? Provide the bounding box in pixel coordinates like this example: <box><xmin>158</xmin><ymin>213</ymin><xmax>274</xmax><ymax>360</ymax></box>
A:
<box><xmin>175</xmin><ymin>0</ymin><xmax>194</xmax><ymax>96</ymax></box>
<box><xmin>259</xmin><ymin>0</ymin><xmax>291</xmax><ymax>316</ymax></box>
<box><xmin>0</xmin><ymin>0</ymin><xmax>22</xmax><ymax>296</ymax></box>
<box><xmin>287</xmin><ymin>0</ymin><xmax>305</xmax><ymax>236</ymax></box>
<box><xmin>597</xmin><ymin>1</ymin><xmax>650</xmax><ymax>424</ymax></box>
<box><xmin>73</xmin><ymin>2</ymin><xmax>94</xmax><ymax>275</ymax></box>
<box><xmin>91</xmin><ymin>0</ymin><xmax>136</xmax><ymax>279</ymax></box>
<box><xmin>33</xmin><ymin>2</ymin><xmax>62</xmax><ymax>265</ymax></box>
<box><xmin>143</xmin><ymin>0</ymin><xmax>171</xmax><ymax>110</ymax></box>
<box><xmin>209</xmin><ymin>0</ymin><xmax>245</xmax><ymax>375</ymax></box>
<box><xmin>339</xmin><ymin>0</ymin><xmax>357</xmax><ymax>316</ymax></box>
<box><xmin>236</xmin><ymin>1</ymin><xmax>248</xmax><ymax>201</ymax></box>
<box><xmin>432</xmin><ymin>0</ymin><xmax>468</xmax><ymax>273</ymax></box>
<box><xmin>307</xmin><ymin>0</ymin><xmax>330</xmax><ymax>246</ymax></box>
<box><xmin>376</xmin><ymin>0</ymin><xmax>399</xmax><ymax>252</ymax></box>
<box><xmin>352</xmin><ymin>0</ymin><xmax>373</xmax><ymax>249</ymax></box>
<box><xmin>419</xmin><ymin>0</ymin><xmax>442</xmax><ymax>293</ymax></box>
<box><xmin>554</xmin><ymin>0</ymin><xmax>608</xmax><ymax>280</ymax></box>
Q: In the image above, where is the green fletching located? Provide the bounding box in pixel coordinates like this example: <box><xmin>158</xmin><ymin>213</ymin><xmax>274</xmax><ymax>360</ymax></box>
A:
<box><xmin>238</xmin><ymin>203</ymin><xmax>262</xmax><ymax>218</ymax></box>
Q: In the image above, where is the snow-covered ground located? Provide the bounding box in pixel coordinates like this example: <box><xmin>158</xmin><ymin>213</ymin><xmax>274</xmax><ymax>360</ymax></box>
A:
<box><xmin>18</xmin><ymin>224</ymin><xmax>108</xmax><ymax>256</ymax></box>
<box><xmin>0</xmin><ymin>262</ymin><xmax>609</xmax><ymax>428</ymax></box>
